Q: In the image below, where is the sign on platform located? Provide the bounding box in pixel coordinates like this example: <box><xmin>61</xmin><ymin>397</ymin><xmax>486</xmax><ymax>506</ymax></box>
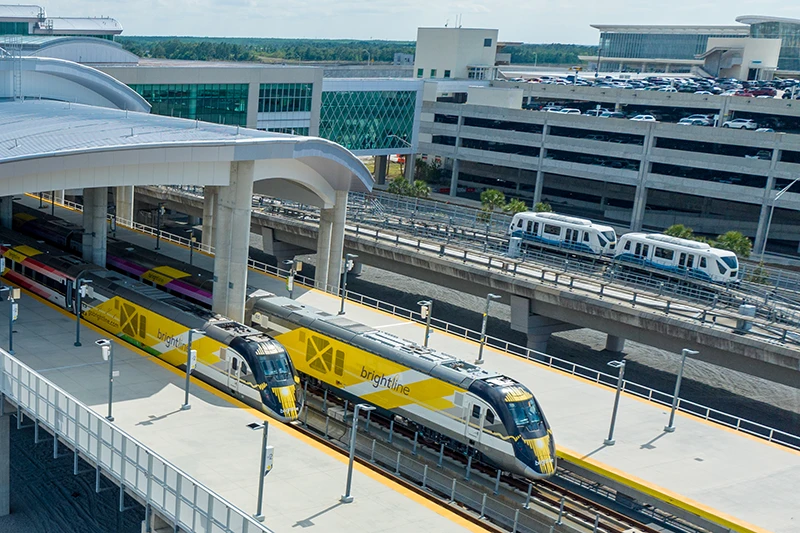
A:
<box><xmin>264</xmin><ymin>445</ymin><xmax>274</xmax><ymax>476</ymax></box>
<box><xmin>189</xmin><ymin>349</ymin><xmax>197</xmax><ymax>371</ymax></box>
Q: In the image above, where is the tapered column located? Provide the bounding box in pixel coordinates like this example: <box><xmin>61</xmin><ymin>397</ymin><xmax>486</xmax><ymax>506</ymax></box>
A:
<box><xmin>115</xmin><ymin>185</ymin><xmax>134</xmax><ymax>223</ymax></box>
<box><xmin>202</xmin><ymin>186</ymin><xmax>219</xmax><ymax>247</ymax></box>
<box><xmin>82</xmin><ymin>187</ymin><xmax>108</xmax><ymax>266</ymax></box>
<box><xmin>327</xmin><ymin>190</ymin><xmax>348</xmax><ymax>293</ymax></box>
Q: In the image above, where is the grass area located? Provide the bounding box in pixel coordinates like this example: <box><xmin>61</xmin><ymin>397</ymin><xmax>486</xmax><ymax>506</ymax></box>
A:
<box><xmin>364</xmin><ymin>156</ymin><xmax>406</xmax><ymax>180</ymax></box>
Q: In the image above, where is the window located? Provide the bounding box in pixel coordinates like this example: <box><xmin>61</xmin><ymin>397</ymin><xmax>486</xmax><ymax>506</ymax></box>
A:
<box><xmin>717</xmin><ymin>260</ymin><xmax>728</xmax><ymax>274</ymax></box>
<box><xmin>128</xmin><ymin>83</ymin><xmax>249</xmax><ymax>126</ymax></box>
<box><xmin>543</xmin><ymin>224</ymin><xmax>561</xmax><ymax>236</ymax></box>
<box><xmin>484</xmin><ymin>38</ymin><xmax>493</xmax><ymax>47</ymax></box>
<box><xmin>417</xmin><ymin>68</ymin><xmax>423</xmax><ymax>78</ymax></box>
<box><xmin>654</xmin><ymin>247</ymin><xmax>674</xmax><ymax>260</ymax></box>
<box><xmin>430</xmin><ymin>69</ymin><xmax>437</xmax><ymax>78</ymax></box>
<box><xmin>700</xmin><ymin>257</ymin><xmax>707</xmax><ymax>268</ymax></box>
<box><xmin>258</xmin><ymin>83</ymin><xmax>313</xmax><ymax>113</ymax></box>
<box><xmin>444</xmin><ymin>70</ymin><xmax>451</xmax><ymax>79</ymax></box>
<box><xmin>624</xmin><ymin>241</ymin><xmax>631</xmax><ymax>251</ymax></box>
<box><xmin>526</xmin><ymin>221</ymin><xmax>533</xmax><ymax>232</ymax></box>
<box><xmin>486</xmin><ymin>410</ymin><xmax>495</xmax><ymax>424</ymax></box>
<box><xmin>583</xmin><ymin>232</ymin><xmax>590</xmax><ymax>242</ymax></box>
<box><xmin>517</xmin><ymin>219</ymin><xmax>523</xmax><ymax>228</ymax></box>
<box><xmin>471</xmin><ymin>405</ymin><xmax>481</xmax><ymax>420</ymax></box>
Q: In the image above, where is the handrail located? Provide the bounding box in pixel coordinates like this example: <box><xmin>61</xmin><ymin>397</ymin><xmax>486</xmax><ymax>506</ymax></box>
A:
<box><xmin>0</xmin><ymin>349</ymin><xmax>271</xmax><ymax>532</ymax></box>
<box><xmin>30</xmin><ymin>192</ymin><xmax>800</xmax><ymax>451</ymax></box>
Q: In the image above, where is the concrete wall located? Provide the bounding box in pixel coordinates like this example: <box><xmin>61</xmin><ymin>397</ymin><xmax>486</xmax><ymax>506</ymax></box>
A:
<box><xmin>706</xmin><ymin>37</ymin><xmax>781</xmax><ymax>80</ymax></box>
<box><xmin>414</xmin><ymin>28</ymin><xmax>498</xmax><ymax>80</ymax></box>
<box><xmin>466</xmin><ymin>86</ymin><xmax>523</xmax><ymax>108</ymax></box>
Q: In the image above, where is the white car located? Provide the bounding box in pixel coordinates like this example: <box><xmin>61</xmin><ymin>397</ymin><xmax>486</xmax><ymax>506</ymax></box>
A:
<box><xmin>558</xmin><ymin>108</ymin><xmax>581</xmax><ymax>114</ymax></box>
<box><xmin>722</xmin><ymin>118</ymin><xmax>758</xmax><ymax>130</ymax></box>
<box><xmin>630</xmin><ymin>115</ymin><xmax>657</xmax><ymax>122</ymax></box>
<box><xmin>657</xmin><ymin>87</ymin><xmax>677</xmax><ymax>92</ymax></box>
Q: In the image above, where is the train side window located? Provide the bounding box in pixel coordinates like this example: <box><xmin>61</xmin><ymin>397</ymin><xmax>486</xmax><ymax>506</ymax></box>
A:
<box><xmin>654</xmin><ymin>247</ymin><xmax>674</xmax><ymax>260</ymax></box>
<box><xmin>543</xmin><ymin>224</ymin><xmax>560</xmax><ymax>236</ymax></box>
<box><xmin>516</xmin><ymin>219</ymin><xmax>523</xmax><ymax>228</ymax></box>
<box><xmin>686</xmin><ymin>255</ymin><xmax>694</xmax><ymax>268</ymax></box>
<box><xmin>642</xmin><ymin>245</ymin><xmax>649</xmax><ymax>257</ymax></box>
<box><xmin>231</xmin><ymin>358</ymin><xmax>239</xmax><ymax>371</ymax></box>
<box><xmin>583</xmin><ymin>232</ymin><xmax>590</xmax><ymax>242</ymax></box>
<box><xmin>526</xmin><ymin>221</ymin><xmax>533</xmax><ymax>232</ymax></box>
<box><xmin>700</xmin><ymin>257</ymin><xmax>707</xmax><ymax>268</ymax></box>
<box><xmin>471</xmin><ymin>405</ymin><xmax>481</xmax><ymax>420</ymax></box>
<box><xmin>624</xmin><ymin>241</ymin><xmax>630</xmax><ymax>251</ymax></box>
<box><xmin>485</xmin><ymin>410</ymin><xmax>495</xmax><ymax>425</ymax></box>
<box><xmin>634</xmin><ymin>243</ymin><xmax>641</xmax><ymax>256</ymax></box>
<box><xmin>679</xmin><ymin>253</ymin><xmax>687</xmax><ymax>267</ymax></box>
<box><xmin>241</xmin><ymin>362</ymin><xmax>249</xmax><ymax>375</ymax></box>
<box><xmin>533</xmin><ymin>222</ymin><xmax>539</xmax><ymax>234</ymax></box>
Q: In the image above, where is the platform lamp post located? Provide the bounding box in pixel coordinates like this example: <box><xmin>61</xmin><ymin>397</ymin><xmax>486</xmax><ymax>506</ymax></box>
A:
<box><xmin>251</xmin><ymin>420</ymin><xmax>274</xmax><ymax>522</ymax></box>
<box><xmin>417</xmin><ymin>300</ymin><xmax>433</xmax><ymax>347</ymax></box>
<box><xmin>185</xmin><ymin>229</ymin><xmax>196</xmax><ymax>266</ymax></box>
<box><xmin>38</xmin><ymin>192</ymin><xmax>44</xmax><ymax>209</ymax></box>
<box><xmin>338</xmin><ymin>253</ymin><xmax>358</xmax><ymax>315</ymax></box>
<box><xmin>51</xmin><ymin>190</ymin><xmax>55</xmax><ymax>216</ymax></box>
<box><xmin>603</xmin><ymin>360</ymin><xmax>626</xmax><ymax>446</ymax></box>
<box><xmin>664</xmin><ymin>349</ymin><xmax>698</xmax><ymax>433</ymax></box>
<box><xmin>341</xmin><ymin>403</ymin><xmax>375</xmax><ymax>503</ymax></box>
<box><xmin>155</xmin><ymin>202</ymin><xmax>165</xmax><ymax>250</ymax></box>
<box><xmin>74</xmin><ymin>278</ymin><xmax>92</xmax><ymax>347</ymax></box>
<box><xmin>0</xmin><ymin>284</ymin><xmax>20</xmax><ymax>355</ymax></box>
<box><xmin>181</xmin><ymin>329</ymin><xmax>204</xmax><ymax>411</ymax></box>
<box><xmin>475</xmin><ymin>293</ymin><xmax>501</xmax><ymax>365</ymax></box>
<box><xmin>760</xmin><ymin>177</ymin><xmax>799</xmax><ymax>263</ymax></box>
<box><xmin>95</xmin><ymin>339</ymin><xmax>115</xmax><ymax>422</ymax></box>
<box><xmin>283</xmin><ymin>259</ymin><xmax>302</xmax><ymax>300</ymax></box>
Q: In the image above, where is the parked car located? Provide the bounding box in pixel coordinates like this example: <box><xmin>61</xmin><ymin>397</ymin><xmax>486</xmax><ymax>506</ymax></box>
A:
<box><xmin>756</xmin><ymin>128</ymin><xmax>775</xmax><ymax>132</ymax></box>
<box><xmin>683</xmin><ymin>114</ymin><xmax>713</xmax><ymax>125</ymax></box>
<box><xmin>599</xmin><ymin>111</ymin><xmax>626</xmax><ymax>119</ymax></box>
<box><xmin>630</xmin><ymin>115</ymin><xmax>657</xmax><ymax>122</ymax></box>
<box><xmin>657</xmin><ymin>87</ymin><xmax>677</xmax><ymax>92</ymax></box>
<box><xmin>584</xmin><ymin>109</ymin><xmax>609</xmax><ymax>117</ymax></box>
<box><xmin>744</xmin><ymin>150</ymin><xmax>772</xmax><ymax>160</ymax></box>
<box><xmin>722</xmin><ymin>118</ymin><xmax>758</xmax><ymax>130</ymax></box>
<box><xmin>677</xmin><ymin>118</ymin><xmax>709</xmax><ymax>126</ymax></box>
<box><xmin>558</xmin><ymin>108</ymin><xmax>582</xmax><ymax>114</ymax></box>
<box><xmin>750</xmin><ymin>87</ymin><xmax>777</xmax><ymax>97</ymax></box>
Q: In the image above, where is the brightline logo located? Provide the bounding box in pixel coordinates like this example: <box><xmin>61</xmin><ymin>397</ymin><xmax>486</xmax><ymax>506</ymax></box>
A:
<box><xmin>359</xmin><ymin>366</ymin><xmax>410</xmax><ymax>396</ymax></box>
<box><xmin>157</xmin><ymin>329</ymin><xmax>187</xmax><ymax>350</ymax></box>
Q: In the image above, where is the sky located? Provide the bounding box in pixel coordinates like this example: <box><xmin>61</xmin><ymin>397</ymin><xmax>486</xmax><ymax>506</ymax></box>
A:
<box><xmin>46</xmin><ymin>0</ymin><xmax>798</xmax><ymax>44</ymax></box>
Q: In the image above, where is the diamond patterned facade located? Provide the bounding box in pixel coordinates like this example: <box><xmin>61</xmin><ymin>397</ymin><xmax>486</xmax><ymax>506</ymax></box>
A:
<box><xmin>320</xmin><ymin>90</ymin><xmax>416</xmax><ymax>152</ymax></box>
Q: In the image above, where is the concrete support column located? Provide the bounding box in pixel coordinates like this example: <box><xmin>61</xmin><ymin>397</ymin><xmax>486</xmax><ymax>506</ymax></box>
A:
<box><xmin>510</xmin><ymin>295</ymin><xmax>578</xmax><ymax>353</ymax></box>
<box><xmin>54</xmin><ymin>189</ymin><xmax>64</xmax><ymax>203</ymax></box>
<box><xmin>754</xmin><ymin>145</ymin><xmax>781</xmax><ymax>254</ymax></box>
<box><xmin>316</xmin><ymin>206</ymin><xmax>334</xmax><ymax>291</ymax></box>
<box><xmin>605</xmin><ymin>335</ymin><xmax>626</xmax><ymax>353</ymax></box>
<box><xmin>82</xmin><ymin>187</ymin><xmax>108</xmax><ymax>267</ymax></box>
<box><xmin>449</xmin><ymin>159</ymin><xmax>460</xmax><ymax>197</ymax></box>
<box><xmin>630</xmin><ymin>185</ymin><xmax>648</xmax><ymax>232</ymax></box>
<box><xmin>202</xmin><ymin>186</ymin><xmax>219</xmax><ymax>247</ymax></box>
<box><xmin>374</xmin><ymin>155</ymin><xmax>388</xmax><ymax>185</ymax></box>
<box><xmin>327</xmin><ymin>190</ymin><xmax>348</xmax><ymax>293</ymax></box>
<box><xmin>630</xmin><ymin>123</ymin><xmax>655</xmax><ymax>231</ymax></box>
<box><xmin>115</xmin><ymin>185</ymin><xmax>134</xmax><ymax>224</ymax></box>
<box><xmin>0</xmin><ymin>412</ymin><xmax>8</xmax><ymax>517</ymax></box>
<box><xmin>0</xmin><ymin>197</ymin><xmax>12</xmax><ymax>229</ymax></box>
<box><xmin>212</xmin><ymin>162</ymin><xmax>254</xmax><ymax>322</ymax></box>
<box><xmin>534</xmin><ymin>121</ymin><xmax>549</xmax><ymax>204</ymax></box>
<box><xmin>404</xmin><ymin>155</ymin><xmax>416</xmax><ymax>183</ymax></box>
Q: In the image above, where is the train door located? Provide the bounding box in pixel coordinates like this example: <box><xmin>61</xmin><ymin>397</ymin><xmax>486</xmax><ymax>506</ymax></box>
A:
<box><xmin>465</xmin><ymin>402</ymin><xmax>483</xmax><ymax>443</ymax></box>
<box><xmin>686</xmin><ymin>255</ymin><xmax>695</xmax><ymax>270</ymax></box>
<box><xmin>227</xmin><ymin>352</ymin><xmax>243</xmax><ymax>395</ymax></box>
<box><xmin>565</xmin><ymin>228</ymin><xmax>579</xmax><ymax>246</ymax></box>
<box><xmin>679</xmin><ymin>253</ymin><xmax>687</xmax><ymax>269</ymax></box>
<box><xmin>526</xmin><ymin>220</ymin><xmax>533</xmax><ymax>235</ymax></box>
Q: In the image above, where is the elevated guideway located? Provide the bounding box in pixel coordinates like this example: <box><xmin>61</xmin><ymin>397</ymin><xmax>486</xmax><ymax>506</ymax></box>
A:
<box><xmin>30</xmin><ymin>201</ymin><xmax>798</xmax><ymax>533</ymax></box>
<box><xmin>127</xmin><ymin>188</ymin><xmax>800</xmax><ymax>388</ymax></box>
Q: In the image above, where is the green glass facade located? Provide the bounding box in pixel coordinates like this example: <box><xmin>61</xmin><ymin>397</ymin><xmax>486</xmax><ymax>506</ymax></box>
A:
<box><xmin>264</xmin><ymin>127</ymin><xmax>309</xmax><ymax>135</ymax></box>
<box><xmin>258</xmin><ymin>83</ymin><xmax>312</xmax><ymax>113</ymax></box>
<box><xmin>128</xmin><ymin>84</ymin><xmax>248</xmax><ymax>126</ymax></box>
<box><xmin>0</xmin><ymin>22</ymin><xmax>29</xmax><ymax>35</ymax></box>
<box><xmin>750</xmin><ymin>21</ymin><xmax>800</xmax><ymax>71</ymax></box>
<box><xmin>320</xmin><ymin>90</ymin><xmax>416</xmax><ymax>151</ymax></box>
<box><xmin>600</xmin><ymin>31</ymin><xmax>745</xmax><ymax>60</ymax></box>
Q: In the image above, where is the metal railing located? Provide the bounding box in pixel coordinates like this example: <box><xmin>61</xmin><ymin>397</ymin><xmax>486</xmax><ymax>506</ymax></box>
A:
<box><xmin>31</xmin><ymin>192</ymin><xmax>800</xmax><ymax>450</ymax></box>
<box><xmin>0</xmin><ymin>349</ymin><xmax>271</xmax><ymax>533</ymax></box>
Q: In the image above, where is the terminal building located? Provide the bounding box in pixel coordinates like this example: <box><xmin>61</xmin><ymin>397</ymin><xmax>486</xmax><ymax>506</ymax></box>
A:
<box><xmin>584</xmin><ymin>16</ymin><xmax>800</xmax><ymax>77</ymax></box>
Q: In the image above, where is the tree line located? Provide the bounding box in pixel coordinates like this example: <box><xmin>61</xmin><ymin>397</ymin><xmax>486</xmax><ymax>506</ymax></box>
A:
<box><xmin>118</xmin><ymin>37</ymin><xmax>597</xmax><ymax>65</ymax></box>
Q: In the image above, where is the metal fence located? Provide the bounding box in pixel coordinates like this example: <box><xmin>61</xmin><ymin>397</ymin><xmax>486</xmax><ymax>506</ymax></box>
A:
<box><xmin>32</xmin><ymin>192</ymin><xmax>800</xmax><ymax>451</ymax></box>
<box><xmin>0</xmin><ymin>349</ymin><xmax>271</xmax><ymax>533</ymax></box>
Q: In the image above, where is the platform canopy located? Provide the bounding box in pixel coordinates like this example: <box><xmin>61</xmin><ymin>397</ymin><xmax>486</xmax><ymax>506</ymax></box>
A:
<box><xmin>0</xmin><ymin>99</ymin><xmax>373</xmax><ymax>206</ymax></box>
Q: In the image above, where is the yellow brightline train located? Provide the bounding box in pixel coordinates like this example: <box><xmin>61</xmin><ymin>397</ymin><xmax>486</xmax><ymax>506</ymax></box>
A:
<box><xmin>246</xmin><ymin>291</ymin><xmax>557</xmax><ymax>480</ymax></box>
<box><xmin>0</xmin><ymin>227</ymin><xmax>301</xmax><ymax>422</ymax></box>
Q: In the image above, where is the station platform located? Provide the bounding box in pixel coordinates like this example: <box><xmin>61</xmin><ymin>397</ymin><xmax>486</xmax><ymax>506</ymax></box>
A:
<box><xmin>0</xmin><ymin>256</ymin><xmax>480</xmax><ymax>530</ymax></box>
<box><xmin>17</xmin><ymin>195</ymin><xmax>800</xmax><ymax>533</ymax></box>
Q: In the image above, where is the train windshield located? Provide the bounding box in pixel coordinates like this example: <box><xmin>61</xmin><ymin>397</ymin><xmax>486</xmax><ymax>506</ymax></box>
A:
<box><xmin>254</xmin><ymin>341</ymin><xmax>292</xmax><ymax>380</ymax></box>
<box><xmin>602</xmin><ymin>231</ymin><xmax>616</xmax><ymax>242</ymax></box>
<box><xmin>507</xmin><ymin>399</ymin><xmax>543</xmax><ymax>432</ymax></box>
<box><xmin>721</xmin><ymin>255</ymin><xmax>738</xmax><ymax>269</ymax></box>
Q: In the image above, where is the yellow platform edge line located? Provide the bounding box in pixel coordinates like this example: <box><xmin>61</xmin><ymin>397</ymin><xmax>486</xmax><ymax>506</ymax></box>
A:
<box><xmin>10</xmin><ymin>278</ymin><xmax>487</xmax><ymax>532</ymax></box>
<box><xmin>557</xmin><ymin>446</ymin><xmax>772</xmax><ymax>533</ymax></box>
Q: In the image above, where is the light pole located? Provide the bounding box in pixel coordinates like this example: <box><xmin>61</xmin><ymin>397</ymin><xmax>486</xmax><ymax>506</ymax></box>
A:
<box><xmin>760</xmin><ymin>177</ymin><xmax>799</xmax><ymax>262</ymax></box>
<box><xmin>341</xmin><ymin>403</ymin><xmax>375</xmax><ymax>503</ymax></box>
<box><xmin>155</xmin><ymin>203</ymin><xmax>165</xmax><ymax>250</ymax></box>
<box><xmin>595</xmin><ymin>46</ymin><xmax>603</xmax><ymax>78</ymax></box>
<box><xmin>1</xmin><ymin>286</ymin><xmax>19</xmax><ymax>355</ymax></box>
<box><xmin>251</xmin><ymin>420</ymin><xmax>273</xmax><ymax>522</ymax></box>
<box><xmin>283</xmin><ymin>259</ymin><xmax>301</xmax><ymax>299</ymax></box>
<box><xmin>338</xmin><ymin>253</ymin><xmax>358</xmax><ymax>315</ymax></box>
<box><xmin>185</xmin><ymin>229</ymin><xmax>196</xmax><ymax>266</ymax></box>
<box><xmin>74</xmin><ymin>278</ymin><xmax>92</xmax><ymax>347</ymax></box>
<box><xmin>664</xmin><ymin>349</ymin><xmax>698</xmax><ymax>432</ymax></box>
<box><xmin>96</xmin><ymin>339</ymin><xmax>115</xmax><ymax>422</ymax></box>
<box><xmin>604</xmin><ymin>360</ymin><xmax>626</xmax><ymax>445</ymax></box>
<box><xmin>181</xmin><ymin>328</ymin><xmax>204</xmax><ymax>411</ymax></box>
<box><xmin>361</xmin><ymin>49</ymin><xmax>371</xmax><ymax>65</ymax></box>
<box><xmin>475</xmin><ymin>293</ymin><xmax>501</xmax><ymax>365</ymax></box>
<box><xmin>418</xmin><ymin>300</ymin><xmax>433</xmax><ymax>347</ymax></box>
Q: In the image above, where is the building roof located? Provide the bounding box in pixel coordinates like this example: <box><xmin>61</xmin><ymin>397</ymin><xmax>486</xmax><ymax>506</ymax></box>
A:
<box><xmin>736</xmin><ymin>15</ymin><xmax>800</xmax><ymax>26</ymax></box>
<box><xmin>34</xmin><ymin>16</ymin><xmax>122</xmax><ymax>34</ymax></box>
<box><xmin>591</xmin><ymin>24</ymin><xmax>748</xmax><ymax>35</ymax></box>
<box><xmin>0</xmin><ymin>4</ymin><xmax>43</xmax><ymax>20</ymax></box>
<box><xmin>0</xmin><ymin>100</ymin><xmax>373</xmax><ymax>200</ymax></box>
<box><xmin>0</xmin><ymin>34</ymin><xmax>123</xmax><ymax>50</ymax></box>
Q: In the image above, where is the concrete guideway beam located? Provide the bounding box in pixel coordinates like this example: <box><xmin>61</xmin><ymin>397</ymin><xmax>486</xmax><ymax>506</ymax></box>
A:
<box><xmin>510</xmin><ymin>295</ymin><xmax>580</xmax><ymax>353</ymax></box>
<box><xmin>212</xmin><ymin>162</ymin><xmax>254</xmax><ymax>322</ymax></box>
<box><xmin>82</xmin><ymin>187</ymin><xmax>108</xmax><ymax>267</ymax></box>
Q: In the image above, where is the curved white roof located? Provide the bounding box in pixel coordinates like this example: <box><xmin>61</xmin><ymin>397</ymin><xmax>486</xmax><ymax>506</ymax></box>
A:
<box><xmin>0</xmin><ymin>100</ymin><xmax>372</xmax><ymax>204</ymax></box>
<box><xmin>0</xmin><ymin>4</ymin><xmax>43</xmax><ymax>20</ymax></box>
<box><xmin>736</xmin><ymin>15</ymin><xmax>800</xmax><ymax>26</ymax></box>
<box><xmin>34</xmin><ymin>16</ymin><xmax>122</xmax><ymax>35</ymax></box>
